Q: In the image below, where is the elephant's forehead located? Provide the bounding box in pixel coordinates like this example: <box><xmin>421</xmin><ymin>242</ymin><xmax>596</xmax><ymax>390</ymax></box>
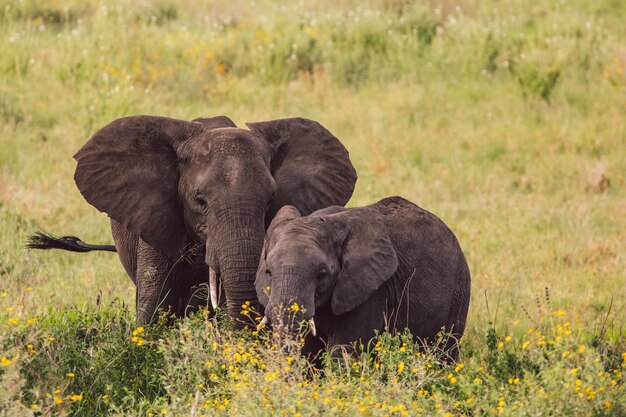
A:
<box><xmin>273</xmin><ymin>221</ymin><xmax>331</xmax><ymax>248</ymax></box>
<box><xmin>195</xmin><ymin>129</ymin><xmax>266</xmax><ymax>158</ymax></box>
<box><xmin>209</xmin><ymin>140</ymin><xmax>253</xmax><ymax>157</ymax></box>
<box><xmin>270</xmin><ymin>235</ymin><xmax>327</xmax><ymax>264</ymax></box>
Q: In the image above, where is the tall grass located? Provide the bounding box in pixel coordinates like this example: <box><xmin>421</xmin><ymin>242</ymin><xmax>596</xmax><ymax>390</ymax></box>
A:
<box><xmin>1</xmin><ymin>0</ymin><xmax>624</xmax><ymax>415</ymax></box>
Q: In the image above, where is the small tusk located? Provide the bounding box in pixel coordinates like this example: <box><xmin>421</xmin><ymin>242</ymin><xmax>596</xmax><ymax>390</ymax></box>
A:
<box><xmin>308</xmin><ymin>318</ymin><xmax>317</xmax><ymax>337</ymax></box>
<box><xmin>258</xmin><ymin>316</ymin><xmax>268</xmax><ymax>329</ymax></box>
<box><xmin>209</xmin><ymin>267</ymin><xmax>218</xmax><ymax>310</ymax></box>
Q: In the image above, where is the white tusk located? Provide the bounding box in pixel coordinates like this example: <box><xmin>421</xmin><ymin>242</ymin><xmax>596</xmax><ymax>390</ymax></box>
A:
<box><xmin>308</xmin><ymin>318</ymin><xmax>317</xmax><ymax>337</ymax></box>
<box><xmin>258</xmin><ymin>316</ymin><xmax>268</xmax><ymax>329</ymax></box>
<box><xmin>209</xmin><ymin>267</ymin><xmax>218</xmax><ymax>310</ymax></box>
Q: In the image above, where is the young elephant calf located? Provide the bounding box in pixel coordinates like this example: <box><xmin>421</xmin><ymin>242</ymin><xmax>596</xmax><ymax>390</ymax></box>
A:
<box><xmin>255</xmin><ymin>196</ymin><xmax>470</xmax><ymax>360</ymax></box>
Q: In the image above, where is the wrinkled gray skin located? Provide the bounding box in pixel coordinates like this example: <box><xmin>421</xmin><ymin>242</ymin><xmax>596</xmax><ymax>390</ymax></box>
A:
<box><xmin>74</xmin><ymin>115</ymin><xmax>356</xmax><ymax>326</ymax></box>
<box><xmin>256</xmin><ymin>197</ymin><xmax>470</xmax><ymax>360</ymax></box>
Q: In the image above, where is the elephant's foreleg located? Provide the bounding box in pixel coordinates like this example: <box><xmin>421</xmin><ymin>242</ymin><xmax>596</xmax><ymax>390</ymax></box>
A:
<box><xmin>136</xmin><ymin>239</ymin><xmax>176</xmax><ymax>324</ymax></box>
<box><xmin>110</xmin><ymin>219</ymin><xmax>139</xmax><ymax>285</ymax></box>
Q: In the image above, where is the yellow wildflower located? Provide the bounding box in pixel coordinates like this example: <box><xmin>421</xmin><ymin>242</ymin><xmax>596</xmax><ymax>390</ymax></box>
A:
<box><xmin>305</xmin><ymin>26</ymin><xmax>318</xmax><ymax>39</ymax></box>
<box><xmin>264</xmin><ymin>370</ymin><xmax>279</xmax><ymax>382</ymax></box>
<box><xmin>67</xmin><ymin>372</ymin><xmax>75</xmax><ymax>377</ymax></box>
<box><xmin>70</xmin><ymin>394</ymin><xmax>83</xmax><ymax>401</ymax></box>
<box><xmin>1</xmin><ymin>357</ymin><xmax>12</xmax><ymax>366</ymax></box>
<box><xmin>53</xmin><ymin>397</ymin><xmax>63</xmax><ymax>404</ymax></box>
<box><xmin>131</xmin><ymin>336</ymin><xmax>145</xmax><ymax>346</ymax></box>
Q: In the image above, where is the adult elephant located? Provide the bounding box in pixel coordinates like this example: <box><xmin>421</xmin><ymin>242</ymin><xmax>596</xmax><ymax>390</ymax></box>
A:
<box><xmin>55</xmin><ymin>115</ymin><xmax>356</xmax><ymax>326</ymax></box>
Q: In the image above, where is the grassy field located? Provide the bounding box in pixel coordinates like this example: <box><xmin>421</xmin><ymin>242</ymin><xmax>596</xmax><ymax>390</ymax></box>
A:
<box><xmin>1</xmin><ymin>0</ymin><xmax>625</xmax><ymax>415</ymax></box>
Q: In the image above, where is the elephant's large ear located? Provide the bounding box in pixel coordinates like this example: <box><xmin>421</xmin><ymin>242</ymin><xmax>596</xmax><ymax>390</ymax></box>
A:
<box><xmin>330</xmin><ymin>213</ymin><xmax>399</xmax><ymax>315</ymax></box>
<box><xmin>246</xmin><ymin>118</ymin><xmax>357</xmax><ymax>226</ymax></box>
<box><xmin>255</xmin><ymin>205</ymin><xmax>301</xmax><ymax>307</ymax></box>
<box><xmin>74</xmin><ymin>115</ymin><xmax>203</xmax><ymax>259</ymax></box>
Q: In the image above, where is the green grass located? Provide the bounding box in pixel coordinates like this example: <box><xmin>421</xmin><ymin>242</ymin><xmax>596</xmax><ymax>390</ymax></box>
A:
<box><xmin>1</xmin><ymin>0</ymin><xmax>625</xmax><ymax>415</ymax></box>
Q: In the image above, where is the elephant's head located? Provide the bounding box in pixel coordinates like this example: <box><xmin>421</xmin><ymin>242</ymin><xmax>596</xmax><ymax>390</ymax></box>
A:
<box><xmin>255</xmin><ymin>205</ymin><xmax>398</xmax><ymax>335</ymax></box>
<box><xmin>74</xmin><ymin>115</ymin><xmax>356</xmax><ymax>326</ymax></box>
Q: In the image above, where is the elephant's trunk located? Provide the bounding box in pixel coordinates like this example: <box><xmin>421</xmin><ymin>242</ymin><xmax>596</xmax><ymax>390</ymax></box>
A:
<box><xmin>206</xmin><ymin>205</ymin><xmax>265</xmax><ymax>328</ymax></box>
<box><xmin>218</xmin><ymin>242</ymin><xmax>263</xmax><ymax>327</ymax></box>
<box><xmin>265</xmin><ymin>269</ymin><xmax>316</xmax><ymax>335</ymax></box>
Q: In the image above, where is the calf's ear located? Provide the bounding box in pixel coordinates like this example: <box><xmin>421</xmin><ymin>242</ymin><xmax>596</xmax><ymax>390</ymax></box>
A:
<box><xmin>330</xmin><ymin>213</ymin><xmax>398</xmax><ymax>315</ymax></box>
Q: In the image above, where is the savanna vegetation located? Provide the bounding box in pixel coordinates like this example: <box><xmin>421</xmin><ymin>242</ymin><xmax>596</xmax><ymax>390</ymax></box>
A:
<box><xmin>1</xmin><ymin>0</ymin><xmax>624</xmax><ymax>415</ymax></box>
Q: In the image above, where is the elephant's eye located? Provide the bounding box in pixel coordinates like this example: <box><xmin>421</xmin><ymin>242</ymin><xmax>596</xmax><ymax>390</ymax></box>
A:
<box><xmin>317</xmin><ymin>267</ymin><xmax>329</xmax><ymax>279</ymax></box>
<box><xmin>194</xmin><ymin>195</ymin><xmax>208</xmax><ymax>210</ymax></box>
<box><xmin>265</xmin><ymin>269</ymin><xmax>272</xmax><ymax>277</ymax></box>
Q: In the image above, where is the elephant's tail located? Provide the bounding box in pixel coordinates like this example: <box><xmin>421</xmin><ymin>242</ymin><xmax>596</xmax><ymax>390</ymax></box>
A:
<box><xmin>26</xmin><ymin>232</ymin><xmax>117</xmax><ymax>253</ymax></box>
